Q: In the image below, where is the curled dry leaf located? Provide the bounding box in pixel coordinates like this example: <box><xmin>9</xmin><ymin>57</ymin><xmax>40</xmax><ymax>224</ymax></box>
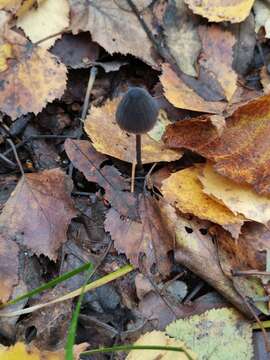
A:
<box><xmin>163</xmin><ymin>95</ymin><xmax>270</xmax><ymax>196</ymax></box>
<box><xmin>0</xmin><ymin>24</ymin><xmax>67</xmax><ymax>120</ymax></box>
<box><xmin>161</xmin><ymin>166</ymin><xmax>244</xmax><ymax>238</ymax></box>
<box><xmin>198</xmin><ymin>25</ymin><xmax>237</xmax><ymax>101</ymax></box>
<box><xmin>69</xmin><ymin>0</ymin><xmax>157</xmax><ymax>67</ymax></box>
<box><xmin>84</xmin><ymin>97</ymin><xmax>182</xmax><ymax>164</ymax></box>
<box><xmin>105</xmin><ymin>195</ymin><xmax>174</xmax><ymax>277</ymax></box>
<box><xmin>199</xmin><ymin>163</ymin><xmax>270</xmax><ymax>226</ymax></box>
<box><xmin>0</xmin><ymin>234</ymin><xmax>19</xmax><ymax>303</ymax></box>
<box><xmin>64</xmin><ymin>139</ymin><xmax>138</xmax><ymax>220</ymax></box>
<box><xmin>0</xmin><ymin>168</ymin><xmax>76</xmax><ymax>260</ymax></box>
<box><xmin>184</xmin><ymin>0</ymin><xmax>254</xmax><ymax>23</ymax></box>
<box><xmin>17</xmin><ymin>0</ymin><xmax>70</xmax><ymax>49</ymax></box>
<box><xmin>160</xmin><ymin>63</ymin><xmax>226</xmax><ymax>114</ymax></box>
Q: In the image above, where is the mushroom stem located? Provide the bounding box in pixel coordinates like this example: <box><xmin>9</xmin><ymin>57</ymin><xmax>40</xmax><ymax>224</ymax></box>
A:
<box><xmin>136</xmin><ymin>134</ymin><xmax>142</xmax><ymax>170</ymax></box>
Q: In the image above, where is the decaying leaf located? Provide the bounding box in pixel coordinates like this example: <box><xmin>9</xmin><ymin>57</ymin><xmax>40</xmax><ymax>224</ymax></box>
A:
<box><xmin>163</xmin><ymin>95</ymin><xmax>270</xmax><ymax>195</ymax></box>
<box><xmin>160</xmin><ymin>63</ymin><xmax>226</xmax><ymax>113</ymax></box>
<box><xmin>163</xmin><ymin>0</ymin><xmax>201</xmax><ymax>77</ymax></box>
<box><xmin>0</xmin><ymin>341</ymin><xmax>88</xmax><ymax>360</ymax></box>
<box><xmin>184</xmin><ymin>0</ymin><xmax>254</xmax><ymax>23</ymax></box>
<box><xmin>105</xmin><ymin>195</ymin><xmax>174</xmax><ymax>276</ymax></box>
<box><xmin>0</xmin><ymin>168</ymin><xmax>76</xmax><ymax>260</ymax></box>
<box><xmin>199</xmin><ymin>163</ymin><xmax>270</xmax><ymax>226</ymax></box>
<box><xmin>127</xmin><ymin>331</ymin><xmax>196</xmax><ymax>360</ymax></box>
<box><xmin>254</xmin><ymin>0</ymin><xmax>270</xmax><ymax>38</ymax></box>
<box><xmin>0</xmin><ymin>234</ymin><xmax>19</xmax><ymax>303</ymax></box>
<box><xmin>64</xmin><ymin>139</ymin><xmax>138</xmax><ymax>219</ymax></box>
<box><xmin>69</xmin><ymin>0</ymin><xmax>157</xmax><ymax>67</ymax></box>
<box><xmin>198</xmin><ymin>25</ymin><xmax>237</xmax><ymax>101</ymax></box>
<box><xmin>160</xmin><ymin>203</ymin><xmax>250</xmax><ymax>314</ymax></box>
<box><xmin>17</xmin><ymin>0</ymin><xmax>70</xmax><ymax>49</ymax></box>
<box><xmin>84</xmin><ymin>97</ymin><xmax>182</xmax><ymax>164</ymax></box>
<box><xmin>166</xmin><ymin>308</ymin><xmax>253</xmax><ymax>360</ymax></box>
<box><xmin>161</xmin><ymin>166</ymin><xmax>244</xmax><ymax>238</ymax></box>
<box><xmin>0</xmin><ymin>28</ymin><xmax>67</xmax><ymax>119</ymax></box>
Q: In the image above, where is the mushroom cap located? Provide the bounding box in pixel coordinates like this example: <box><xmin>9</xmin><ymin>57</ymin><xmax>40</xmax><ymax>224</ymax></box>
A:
<box><xmin>115</xmin><ymin>87</ymin><xmax>158</xmax><ymax>134</ymax></box>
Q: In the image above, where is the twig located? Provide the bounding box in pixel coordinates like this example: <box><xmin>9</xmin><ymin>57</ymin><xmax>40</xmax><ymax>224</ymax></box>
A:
<box><xmin>0</xmin><ymin>152</ymin><xmax>16</xmax><ymax>168</ymax></box>
<box><xmin>81</xmin><ymin>67</ymin><xmax>98</xmax><ymax>122</ymax></box>
<box><xmin>7</xmin><ymin>139</ymin><xmax>24</xmax><ymax>177</ymax></box>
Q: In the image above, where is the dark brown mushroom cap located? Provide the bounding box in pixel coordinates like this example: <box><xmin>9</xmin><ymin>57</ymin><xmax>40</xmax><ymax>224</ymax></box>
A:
<box><xmin>115</xmin><ymin>87</ymin><xmax>158</xmax><ymax>134</ymax></box>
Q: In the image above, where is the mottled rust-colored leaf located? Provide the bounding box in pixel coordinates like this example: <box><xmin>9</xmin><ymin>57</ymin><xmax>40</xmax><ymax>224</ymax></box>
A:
<box><xmin>105</xmin><ymin>195</ymin><xmax>174</xmax><ymax>277</ymax></box>
<box><xmin>163</xmin><ymin>95</ymin><xmax>270</xmax><ymax>195</ymax></box>
<box><xmin>0</xmin><ymin>233</ymin><xmax>19</xmax><ymax>303</ymax></box>
<box><xmin>0</xmin><ymin>169</ymin><xmax>76</xmax><ymax>260</ymax></box>
<box><xmin>64</xmin><ymin>139</ymin><xmax>138</xmax><ymax>220</ymax></box>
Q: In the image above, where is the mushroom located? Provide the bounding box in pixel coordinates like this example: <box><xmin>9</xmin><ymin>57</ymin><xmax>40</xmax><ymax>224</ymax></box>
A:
<box><xmin>115</xmin><ymin>87</ymin><xmax>158</xmax><ymax>170</ymax></box>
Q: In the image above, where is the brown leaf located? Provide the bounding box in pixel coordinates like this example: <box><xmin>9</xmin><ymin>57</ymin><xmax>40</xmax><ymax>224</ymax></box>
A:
<box><xmin>160</xmin><ymin>63</ymin><xmax>226</xmax><ymax>113</ymax></box>
<box><xmin>184</xmin><ymin>0</ymin><xmax>255</xmax><ymax>23</ymax></box>
<box><xmin>64</xmin><ymin>139</ymin><xmax>138</xmax><ymax>220</ymax></box>
<box><xmin>0</xmin><ymin>234</ymin><xmax>19</xmax><ymax>303</ymax></box>
<box><xmin>0</xmin><ymin>27</ymin><xmax>67</xmax><ymax>120</ymax></box>
<box><xmin>105</xmin><ymin>194</ymin><xmax>174</xmax><ymax>277</ymax></box>
<box><xmin>0</xmin><ymin>169</ymin><xmax>76</xmax><ymax>260</ymax></box>
<box><xmin>198</xmin><ymin>25</ymin><xmax>237</xmax><ymax>101</ymax></box>
<box><xmin>69</xmin><ymin>0</ymin><xmax>157</xmax><ymax>67</ymax></box>
<box><xmin>163</xmin><ymin>95</ymin><xmax>270</xmax><ymax>195</ymax></box>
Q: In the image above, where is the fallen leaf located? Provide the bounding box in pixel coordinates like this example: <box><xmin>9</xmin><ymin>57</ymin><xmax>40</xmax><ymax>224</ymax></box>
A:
<box><xmin>127</xmin><ymin>331</ymin><xmax>195</xmax><ymax>360</ymax></box>
<box><xmin>161</xmin><ymin>203</ymin><xmax>250</xmax><ymax>314</ymax></box>
<box><xmin>0</xmin><ymin>168</ymin><xmax>76</xmax><ymax>260</ymax></box>
<box><xmin>64</xmin><ymin>139</ymin><xmax>138</xmax><ymax>220</ymax></box>
<box><xmin>260</xmin><ymin>66</ymin><xmax>270</xmax><ymax>94</ymax></box>
<box><xmin>184</xmin><ymin>0</ymin><xmax>255</xmax><ymax>23</ymax></box>
<box><xmin>0</xmin><ymin>28</ymin><xmax>67</xmax><ymax>119</ymax></box>
<box><xmin>198</xmin><ymin>25</ymin><xmax>237</xmax><ymax>101</ymax></box>
<box><xmin>163</xmin><ymin>0</ymin><xmax>201</xmax><ymax>77</ymax></box>
<box><xmin>163</xmin><ymin>95</ymin><xmax>270</xmax><ymax>195</ymax></box>
<box><xmin>199</xmin><ymin>163</ymin><xmax>270</xmax><ymax>226</ymax></box>
<box><xmin>17</xmin><ymin>0</ymin><xmax>70</xmax><ymax>49</ymax></box>
<box><xmin>0</xmin><ymin>234</ymin><xmax>19</xmax><ymax>303</ymax></box>
<box><xmin>161</xmin><ymin>166</ymin><xmax>244</xmax><ymax>238</ymax></box>
<box><xmin>105</xmin><ymin>195</ymin><xmax>174</xmax><ymax>276</ymax></box>
<box><xmin>160</xmin><ymin>63</ymin><xmax>226</xmax><ymax>113</ymax></box>
<box><xmin>166</xmin><ymin>308</ymin><xmax>253</xmax><ymax>360</ymax></box>
<box><xmin>84</xmin><ymin>97</ymin><xmax>182</xmax><ymax>164</ymax></box>
<box><xmin>0</xmin><ymin>341</ymin><xmax>88</xmax><ymax>360</ymax></box>
<box><xmin>69</xmin><ymin>0</ymin><xmax>157</xmax><ymax>67</ymax></box>
<box><xmin>254</xmin><ymin>0</ymin><xmax>270</xmax><ymax>38</ymax></box>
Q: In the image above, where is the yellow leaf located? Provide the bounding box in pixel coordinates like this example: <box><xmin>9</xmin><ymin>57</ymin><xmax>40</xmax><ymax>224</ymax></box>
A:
<box><xmin>184</xmin><ymin>0</ymin><xmax>254</xmax><ymax>23</ymax></box>
<box><xmin>161</xmin><ymin>166</ymin><xmax>244</xmax><ymax>237</ymax></box>
<box><xmin>127</xmin><ymin>331</ymin><xmax>196</xmax><ymax>360</ymax></box>
<box><xmin>17</xmin><ymin>0</ymin><xmax>69</xmax><ymax>49</ymax></box>
<box><xmin>84</xmin><ymin>98</ymin><xmax>182</xmax><ymax>164</ymax></box>
<box><xmin>0</xmin><ymin>43</ymin><xmax>12</xmax><ymax>72</ymax></box>
<box><xmin>199</xmin><ymin>163</ymin><xmax>270</xmax><ymax>226</ymax></box>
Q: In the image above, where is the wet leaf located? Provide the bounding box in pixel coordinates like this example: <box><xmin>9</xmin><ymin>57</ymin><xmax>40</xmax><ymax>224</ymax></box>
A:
<box><xmin>69</xmin><ymin>0</ymin><xmax>157</xmax><ymax>67</ymax></box>
<box><xmin>0</xmin><ymin>168</ymin><xmax>76</xmax><ymax>260</ymax></box>
<box><xmin>166</xmin><ymin>308</ymin><xmax>253</xmax><ymax>360</ymax></box>
<box><xmin>105</xmin><ymin>195</ymin><xmax>174</xmax><ymax>276</ymax></box>
<box><xmin>64</xmin><ymin>139</ymin><xmax>138</xmax><ymax>220</ymax></box>
<box><xmin>84</xmin><ymin>97</ymin><xmax>182</xmax><ymax>164</ymax></box>
<box><xmin>0</xmin><ymin>27</ymin><xmax>67</xmax><ymax>119</ymax></box>
<box><xmin>160</xmin><ymin>63</ymin><xmax>226</xmax><ymax>113</ymax></box>
<box><xmin>163</xmin><ymin>95</ymin><xmax>270</xmax><ymax>195</ymax></box>
<box><xmin>198</xmin><ymin>25</ymin><xmax>237</xmax><ymax>101</ymax></box>
<box><xmin>17</xmin><ymin>0</ymin><xmax>70</xmax><ymax>49</ymax></box>
<box><xmin>184</xmin><ymin>0</ymin><xmax>254</xmax><ymax>23</ymax></box>
<box><xmin>161</xmin><ymin>166</ymin><xmax>244</xmax><ymax>238</ymax></box>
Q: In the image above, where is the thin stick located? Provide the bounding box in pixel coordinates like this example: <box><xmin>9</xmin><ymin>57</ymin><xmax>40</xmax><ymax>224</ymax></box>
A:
<box><xmin>81</xmin><ymin>67</ymin><xmax>98</xmax><ymax>122</ymax></box>
<box><xmin>0</xmin><ymin>153</ymin><xmax>16</xmax><ymax>168</ymax></box>
<box><xmin>7</xmin><ymin>139</ymin><xmax>24</xmax><ymax>177</ymax></box>
<box><xmin>136</xmin><ymin>134</ymin><xmax>142</xmax><ymax>170</ymax></box>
